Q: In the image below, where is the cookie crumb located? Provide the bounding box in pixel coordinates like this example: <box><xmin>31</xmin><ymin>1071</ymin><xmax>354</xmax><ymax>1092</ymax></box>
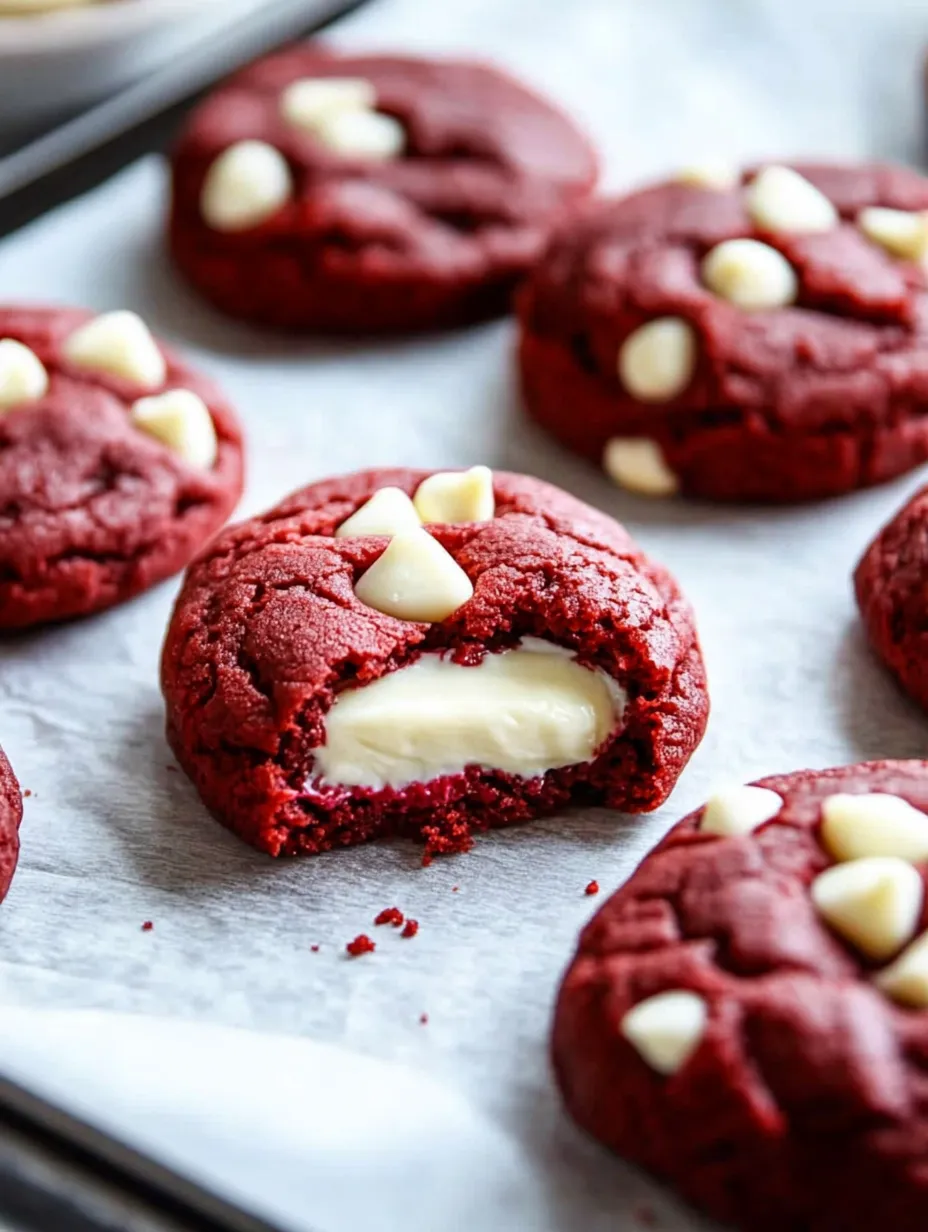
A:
<box><xmin>419</xmin><ymin>1013</ymin><xmax>429</xmax><ymax>1025</ymax></box>
<box><xmin>452</xmin><ymin>885</ymin><xmax>459</xmax><ymax>893</ymax></box>
<box><xmin>585</xmin><ymin>880</ymin><xmax>600</xmax><ymax>896</ymax></box>
<box><xmin>375</xmin><ymin>907</ymin><xmax>405</xmax><ymax>927</ymax></box>
<box><xmin>402</xmin><ymin>918</ymin><xmax>419</xmax><ymax>938</ymax></box>
<box><xmin>310</xmin><ymin>944</ymin><xmax>320</xmax><ymax>953</ymax></box>
<box><xmin>22</xmin><ymin>789</ymin><xmax>31</xmax><ymax>798</ymax></box>
<box><xmin>141</xmin><ymin>921</ymin><xmax>154</xmax><ymax>932</ymax></box>
<box><xmin>346</xmin><ymin>934</ymin><xmax>376</xmax><ymax>957</ymax></box>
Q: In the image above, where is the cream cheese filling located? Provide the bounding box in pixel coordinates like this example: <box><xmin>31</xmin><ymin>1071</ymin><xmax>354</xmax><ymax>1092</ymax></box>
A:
<box><xmin>312</xmin><ymin>638</ymin><xmax>624</xmax><ymax>791</ymax></box>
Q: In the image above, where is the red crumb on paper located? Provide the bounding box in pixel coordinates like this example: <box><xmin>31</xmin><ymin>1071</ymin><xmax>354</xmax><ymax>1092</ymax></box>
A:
<box><xmin>22</xmin><ymin>790</ymin><xmax>31</xmax><ymax>798</ymax></box>
<box><xmin>141</xmin><ymin>921</ymin><xmax>154</xmax><ymax>932</ymax></box>
<box><xmin>451</xmin><ymin>885</ymin><xmax>459</xmax><ymax>893</ymax></box>
<box><xmin>422</xmin><ymin>819</ymin><xmax>474</xmax><ymax>860</ymax></box>
<box><xmin>346</xmin><ymin>934</ymin><xmax>376</xmax><ymax>957</ymax></box>
<box><xmin>310</xmin><ymin>944</ymin><xmax>320</xmax><ymax>953</ymax></box>
<box><xmin>375</xmin><ymin>907</ymin><xmax>405</xmax><ymax>927</ymax></box>
<box><xmin>585</xmin><ymin>880</ymin><xmax>600</xmax><ymax>896</ymax></box>
<box><xmin>420</xmin><ymin>1013</ymin><xmax>429</xmax><ymax>1025</ymax></box>
<box><xmin>402</xmin><ymin>919</ymin><xmax>419</xmax><ymax>938</ymax></box>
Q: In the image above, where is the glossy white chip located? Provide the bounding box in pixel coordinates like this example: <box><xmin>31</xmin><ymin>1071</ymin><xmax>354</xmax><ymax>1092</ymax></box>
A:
<box><xmin>858</xmin><ymin>207</ymin><xmax>928</xmax><ymax>262</ymax></box>
<box><xmin>63</xmin><ymin>311</ymin><xmax>166</xmax><ymax>389</ymax></box>
<box><xmin>811</xmin><ymin>857</ymin><xmax>923</xmax><ymax>961</ymax></box>
<box><xmin>745</xmin><ymin>166</ymin><xmax>838</xmax><ymax>235</ymax></box>
<box><xmin>821</xmin><ymin>793</ymin><xmax>928</xmax><ymax>863</ymax></box>
<box><xmin>618</xmin><ymin>317</ymin><xmax>697</xmax><ymax>403</ymax></box>
<box><xmin>413</xmin><ymin>467</ymin><xmax>495</xmax><ymax>525</ymax></box>
<box><xmin>602</xmin><ymin>438</ymin><xmax>679</xmax><ymax>498</ymax></box>
<box><xmin>621</xmin><ymin>991</ymin><xmax>709</xmax><ymax>1076</ymax></box>
<box><xmin>200</xmin><ymin>140</ymin><xmax>293</xmax><ymax>233</ymax></box>
<box><xmin>875</xmin><ymin>929</ymin><xmax>928</xmax><ymax>1008</ymax></box>
<box><xmin>699</xmin><ymin>785</ymin><xmax>783</xmax><ymax>837</ymax></box>
<box><xmin>335</xmin><ymin>487</ymin><xmax>422</xmax><ymax>538</ymax></box>
<box><xmin>0</xmin><ymin>339</ymin><xmax>48</xmax><ymax>410</ymax></box>
<box><xmin>701</xmin><ymin>238</ymin><xmax>798</xmax><ymax>310</ymax></box>
<box><xmin>129</xmin><ymin>390</ymin><xmax>218</xmax><ymax>469</ymax></box>
<box><xmin>314</xmin><ymin>109</ymin><xmax>405</xmax><ymax>160</ymax></box>
<box><xmin>280</xmin><ymin>77</ymin><xmax>376</xmax><ymax>130</ymax></box>
<box><xmin>313</xmin><ymin>638</ymin><xmax>623</xmax><ymax>790</ymax></box>
<box><xmin>676</xmin><ymin>162</ymin><xmax>739</xmax><ymax>192</ymax></box>
<box><xmin>354</xmin><ymin>527</ymin><xmax>473</xmax><ymax>622</ymax></box>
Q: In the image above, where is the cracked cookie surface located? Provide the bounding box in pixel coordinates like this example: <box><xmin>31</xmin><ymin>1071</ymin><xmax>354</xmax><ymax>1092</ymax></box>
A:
<box><xmin>0</xmin><ymin>305</ymin><xmax>244</xmax><ymax>628</ymax></box>
<box><xmin>518</xmin><ymin>162</ymin><xmax>928</xmax><ymax>502</ymax></box>
<box><xmin>553</xmin><ymin>760</ymin><xmax>928</xmax><ymax>1232</ymax></box>
<box><xmin>160</xmin><ymin>467</ymin><xmax>708</xmax><ymax>857</ymax></box>
<box><xmin>168</xmin><ymin>46</ymin><xmax>598</xmax><ymax>333</ymax></box>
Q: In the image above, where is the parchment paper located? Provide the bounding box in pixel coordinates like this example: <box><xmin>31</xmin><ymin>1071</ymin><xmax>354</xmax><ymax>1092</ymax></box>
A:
<box><xmin>2</xmin><ymin>0</ymin><xmax>928</xmax><ymax>1228</ymax></box>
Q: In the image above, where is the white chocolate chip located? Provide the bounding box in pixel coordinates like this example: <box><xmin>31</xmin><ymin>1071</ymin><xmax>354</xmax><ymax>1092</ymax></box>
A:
<box><xmin>313</xmin><ymin>109</ymin><xmax>405</xmax><ymax>160</ymax></box>
<box><xmin>354</xmin><ymin>527</ymin><xmax>473</xmax><ymax>622</ymax></box>
<box><xmin>745</xmin><ymin>165</ymin><xmax>838</xmax><ymax>235</ymax></box>
<box><xmin>858</xmin><ymin>207</ymin><xmax>928</xmax><ymax>262</ymax></box>
<box><xmin>413</xmin><ymin>466</ymin><xmax>495</xmax><ymax>525</ymax></box>
<box><xmin>621</xmin><ymin>991</ymin><xmax>708</xmax><ymax>1076</ymax></box>
<box><xmin>313</xmin><ymin>638</ymin><xmax>624</xmax><ymax>790</ymax></box>
<box><xmin>875</xmin><ymin>929</ymin><xmax>928</xmax><ymax>1007</ymax></box>
<box><xmin>699</xmin><ymin>785</ymin><xmax>783</xmax><ymax>837</ymax></box>
<box><xmin>811</xmin><ymin>857</ymin><xmax>923</xmax><ymax>961</ymax></box>
<box><xmin>676</xmin><ymin>162</ymin><xmax>739</xmax><ymax>192</ymax></box>
<box><xmin>280</xmin><ymin>77</ymin><xmax>376</xmax><ymax>130</ymax></box>
<box><xmin>701</xmin><ymin>238</ymin><xmax>798</xmax><ymax>310</ymax></box>
<box><xmin>335</xmin><ymin>487</ymin><xmax>422</xmax><ymax>538</ymax></box>
<box><xmin>618</xmin><ymin>317</ymin><xmax>697</xmax><ymax>403</ymax></box>
<box><xmin>0</xmin><ymin>339</ymin><xmax>48</xmax><ymax>410</ymax></box>
<box><xmin>602</xmin><ymin>438</ymin><xmax>679</xmax><ymax>498</ymax></box>
<box><xmin>821</xmin><ymin>793</ymin><xmax>928</xmax><ymax>864</ymax></box>
<box><xmin>63</xmin><ymin>311</ymin><xmax>166</xmax><ymax>389</ymax></box>
<box><xmin>200</xmin><ymin>140</ymin><xmax>293</xmax><ymax>233</ymax></box>
<box><xmin>129</xmin><ymin>390</ymin><xmax>218</xmax><ymax>469</ymax></box>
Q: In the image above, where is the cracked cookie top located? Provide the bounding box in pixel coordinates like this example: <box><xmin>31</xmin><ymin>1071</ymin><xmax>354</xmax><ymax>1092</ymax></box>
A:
<box><xmin>161</xmin><ymin>467</ymin><xmax>707</xmax><ymax>856</ymax></box>
<box><xmin>0</xmin><ymin>305</ymin><xmax>244</xmax><ymax>628</ymax></box>
<box><xmin>553</xmin><ymin>759</ymin><xmax>928</xmax><ymax>1232</ymax></box>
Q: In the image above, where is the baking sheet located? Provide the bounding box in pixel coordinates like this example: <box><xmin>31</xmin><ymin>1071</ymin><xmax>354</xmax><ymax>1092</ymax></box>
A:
<box><xmin>2</xmin><ymin>0</ymin><xmax>928</xmax><ymax>1228</ymax></box>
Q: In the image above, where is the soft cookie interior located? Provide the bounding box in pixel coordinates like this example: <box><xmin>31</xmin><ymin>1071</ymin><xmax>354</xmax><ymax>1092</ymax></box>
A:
<box><xmin>313</xmin><ymin>637</ymin><xmax>625</xmax><ymax>791</ymax></box>
<box><xmin>314</xmin><ymin>469</ymin><xmax>625</xmax><ymax>796</ymax></box>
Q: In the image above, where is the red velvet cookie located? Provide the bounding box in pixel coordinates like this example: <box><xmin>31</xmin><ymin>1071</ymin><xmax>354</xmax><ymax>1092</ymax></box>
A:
<box><xmin>554</xmin><ymin>761</ymin><xmax>928</xmax><ymax>1231</ymax></box>
<box><xmin>161</xmin><ymin>466</ymin><xmax>708</xmax><ymax>857</ymax></box>
<box><xmin>519</xmin><ymin>161</ymin><xmax>928</xmax><ymax>502</ymax></box>
<box><xmin>0</xmin><ymin>745</ymin><xmax>21</xmax><ymax>903</ymax></box>
<box><xmin>0</xmin><ymin>305</ymin><xmax>244</xmax><ymax>628</ymax></box>
<box><xmin>168</xmin><ymin>46</ymin><xmax>598</xmax><ymax>333</ymax></box>
<box><xmin>855</xmin><ymin>485</ymin><xmax>928</xmax><ymax>710</ymax></box>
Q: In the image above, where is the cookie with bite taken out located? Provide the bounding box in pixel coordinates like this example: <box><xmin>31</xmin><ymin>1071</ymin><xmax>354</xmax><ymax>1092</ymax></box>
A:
<box><xmin>160</xmin><ymin>466</ymin><xmax>708</xmax><ymax>857</ymax></box>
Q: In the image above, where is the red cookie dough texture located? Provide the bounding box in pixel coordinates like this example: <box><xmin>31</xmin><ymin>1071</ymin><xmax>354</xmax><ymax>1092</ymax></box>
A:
<box><xmin>553</xmin><ymin>761</ymin><xmax>928</xmax><ymax>1231</ymax></box>
<box><xmin>855</xmin><ymin>485</ymin><xmax>928</xmax><ymax>712</ymax></box>
<box><xmin>0</xmin><ymin>746</ymin><xmax>21</xmax><ymax>904</ymax></box>
<box><xmin>169</xmin><ymin>46</ymin><xmax>598</xmax><ymax>333</ymax></box>
<box><xmin>0</xmin><ymin>305</ymin><xmax>244</xmax><ymax>628</ymax></box>
<box><xmin>518</xmin><ymin>161</ymin><xmax>928</xmax><ymax>502</ymax></box>
<box><xmin>160</xmin><ymin>467</ymin><xmax>708</xmax><ymax>857</ymax></box>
